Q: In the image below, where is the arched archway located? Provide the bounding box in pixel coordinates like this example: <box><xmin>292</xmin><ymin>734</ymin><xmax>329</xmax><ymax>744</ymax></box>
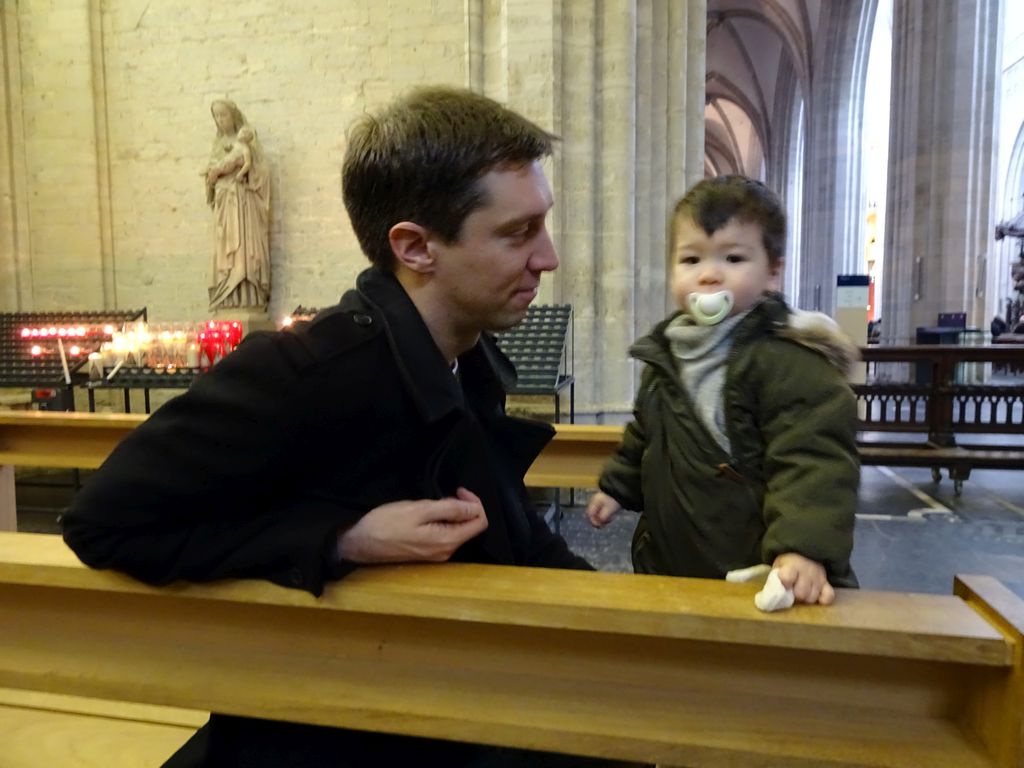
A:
<box><xmin>705</xmin><ymin>95</ymin><xmax>764</xmax><ymax>178</ymax></box>
<box><xmin>704</xmin><ymin>1</ymin><xmax>879</xmax><ymax>313</ymax></box>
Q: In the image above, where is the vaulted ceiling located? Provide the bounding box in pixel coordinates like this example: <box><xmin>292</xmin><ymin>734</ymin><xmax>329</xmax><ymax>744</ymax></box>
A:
<box><xmin>705</xmin><ymin>0</ymin><xmax>819</xmax><ymax>179</ymax></box>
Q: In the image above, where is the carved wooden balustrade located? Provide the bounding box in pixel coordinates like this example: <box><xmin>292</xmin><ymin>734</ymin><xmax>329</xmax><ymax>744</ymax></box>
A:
<box><xmin>855</xmin><ymin>345</ymin><xmax>1024</xmax><ymax>493</ymax></box>
<box><xmin>856</xmin><ymin>345</ymin><xmax>1024</xmax><ymax>445</ymax></box>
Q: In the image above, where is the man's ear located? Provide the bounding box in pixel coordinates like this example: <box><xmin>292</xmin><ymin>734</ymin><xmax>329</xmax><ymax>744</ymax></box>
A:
<box><xmin>388</xmin><ymin>222</ymin><xmax>436</xmax><ymax>274</ymax></box>
<box><xmin>768</xmin><ymin>258</ymin><xmax>785</xmax><ymax>291</ymax></box>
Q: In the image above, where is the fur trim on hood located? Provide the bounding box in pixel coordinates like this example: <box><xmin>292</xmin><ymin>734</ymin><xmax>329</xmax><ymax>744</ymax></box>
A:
<box><xmin>776</xmin><ymin>308</ymin><xmax>861</xmax><ymax>376</ymax></box>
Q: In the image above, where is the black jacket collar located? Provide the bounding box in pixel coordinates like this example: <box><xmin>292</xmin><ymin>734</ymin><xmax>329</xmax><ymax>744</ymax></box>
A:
<box><xmin>349</xmin><ymin>267</ymin><xmax>517</xmax><ymax>424</ymax></box>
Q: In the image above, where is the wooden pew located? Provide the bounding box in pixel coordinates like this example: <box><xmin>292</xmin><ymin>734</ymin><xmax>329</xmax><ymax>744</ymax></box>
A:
<box><xmin>0</xmin><ymin>687</ymin><xmax>203</xmax><ymax>768</ymax></box>
<box><xmin>523</xmin><ymin>423</ymin><xmax>622</xmax><ymax>488</ymax></box>
<box><xmin>2</xmin><ymin>531</ymin><xmax>1023</xmax><ymax>767</ymax></box>
<box><xmin>3</xmin><ymin>405</ymin><xmax>1023</xmax><ymax>533</ymax></box>
<box><xmin>0</xmin><ymin>412</ymin><xmax>145</xmax><ymax>531</ymax></box>
<box><xmin>857</xmin><ymin>344</ymin><xmax>1024</xmax><ymax>494</ymax></box>
<box><xmin>0</xmin><ymin>411</ymin><xmax>145</xmax><ymax>469</ymax></box>
<box><xmin>0</xmin><ymin>412</ymin><xmax>198</xmax><ymax>763</ymax></box>
<box><xmin>0</xmin><ymin>412</ymin><xmax>609</xmax><ymax>530</ymax></box>
<box><xmin>3</xmin><ymin>341</ymin><xmax>1023</xmax><ymax>523</ymax></box>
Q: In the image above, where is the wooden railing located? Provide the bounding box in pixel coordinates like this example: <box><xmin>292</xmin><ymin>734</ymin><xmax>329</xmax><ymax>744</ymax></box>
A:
<box><xmin>0</xmin><ymin>412</ymin><xmax>615</xmax><ymax>530</ymax></box>
<box><xmin>858</xmin><ymin>345</ymin><xmax>1024</xmax><ymax>444</ymax></box>
<box><xmin>0</xmin><ymin>412</ymin><xmax>146</xmax><ymax>531</ymax></box>
<box><xmin>856</xmin><ymin>345</ymin><xmax>1024</xmax><ymax>493</ymax></box>
<box><xmin>2</xmin><ymin>343</ymin><xmax>1022</xmax><ymax>526</ymax></box>
<box><xmin>2</xmin><ymin>530</ymin><xmax>1023</xmax><ymax>767</ymax></box>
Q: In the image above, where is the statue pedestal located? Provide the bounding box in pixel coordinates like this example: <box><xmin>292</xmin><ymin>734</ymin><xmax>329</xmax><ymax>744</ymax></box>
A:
<box><xmin>211</xmin><ymin>307</ymin><xmax>276</xmax><ymax>338</ymax></box>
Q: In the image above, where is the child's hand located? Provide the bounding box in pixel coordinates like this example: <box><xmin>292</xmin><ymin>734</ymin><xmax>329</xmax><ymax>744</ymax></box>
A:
<box><xmin>772</xmin><ymin>552</ymin><xmax>835</xmax><ymax>605</ymax></box>
<box><xmin>586</xmin><ymin>492</ymin><xmax>622</xmax><ymax>528</ymax></box>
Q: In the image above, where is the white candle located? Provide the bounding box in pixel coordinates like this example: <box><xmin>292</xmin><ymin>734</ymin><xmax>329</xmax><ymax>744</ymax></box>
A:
<box><xmin>87</xmin><ymin>352</ymin><xmax>103</xmax><ymax>381</ymax></box>
<box><xmin>56</xmin><ymin>338</ymin><xmax>71</xmax><ymax>384</ymax></box>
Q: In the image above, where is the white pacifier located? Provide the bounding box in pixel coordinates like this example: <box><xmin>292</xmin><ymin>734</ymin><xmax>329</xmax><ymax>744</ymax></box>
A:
<box><xmin>687</xmin><ymin>290</ymin><xmax>734</xmax><ymax>326</ymax></box>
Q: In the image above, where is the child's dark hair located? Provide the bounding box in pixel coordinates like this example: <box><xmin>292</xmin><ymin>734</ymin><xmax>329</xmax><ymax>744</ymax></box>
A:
<box><xmin>671</xmin><ymin>175</ymin><xmax>786</xmax><ymax>265</ymax></box>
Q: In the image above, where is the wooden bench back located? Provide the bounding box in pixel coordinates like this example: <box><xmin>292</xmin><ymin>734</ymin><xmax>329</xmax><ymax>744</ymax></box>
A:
<box><xmin>859</xmin><ymin>345</ymin><xmax>1024</xmax><ymax>443</ymax></box>
<box><xmin>1</xmin><ymin>531</ymin><xmax>1022</xmax><ymax>767</ymax></box>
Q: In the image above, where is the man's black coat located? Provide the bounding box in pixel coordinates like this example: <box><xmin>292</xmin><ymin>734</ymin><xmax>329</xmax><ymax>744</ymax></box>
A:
<box><xmin>62</xmin><ymin>267</ymin><xmax>593</xmax><ymax>767</ymax></box>
<box><xmin>63</xmin><ymin>267</ymin><xmax>588</xmax><ymax>593</ymax></box>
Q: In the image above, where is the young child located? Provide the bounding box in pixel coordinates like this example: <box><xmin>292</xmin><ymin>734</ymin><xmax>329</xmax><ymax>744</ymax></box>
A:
<box><xmin>229</xmin><ymin>125</ymin><xmax>255</xmax><ymax>183</ymax></box>
<box><xmin>587</xmin><ymin>174</ymin><xmax>860</xmax><ymax>605</ymax></box>
<box><xmin>204</xmin><ymin>126</ymin><xmax>256</xmax><ymax>205</ymax></box>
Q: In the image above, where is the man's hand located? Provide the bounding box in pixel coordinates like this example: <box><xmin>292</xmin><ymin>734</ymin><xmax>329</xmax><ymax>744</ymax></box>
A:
<box><xmin>337</xmin><ymin>487</ymin><xmax>488</xmax><ymax>564</ymax></box>
<box><xmin>585</xmin><ymin>492</ymin><xmax>623</xmax><ymax>528</ymax></box>
<box><xmin>772</xmin><ymin>552</ymin><xmax>835</xmax><ymax>605</ymax></box>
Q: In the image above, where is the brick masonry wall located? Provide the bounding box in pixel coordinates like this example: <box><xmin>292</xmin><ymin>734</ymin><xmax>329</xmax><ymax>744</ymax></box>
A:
<box><xmin>3</xmin><ymin>0</ymin><xmax>106</xmax><ymax>310</ymax></box>
<box><xmin>1</xmin><ymin>1</ymin><xmax>706</xmax><ymax>417</ymax></box>
<box><xmin>105</xmin><ymin>1</ymin><xmax>470</xmax><ymax>322</ymax></box>
<box><xmin>4</xmin><ymin>1</ymin><xmax>469</xmax><ymax>322</ymax></box>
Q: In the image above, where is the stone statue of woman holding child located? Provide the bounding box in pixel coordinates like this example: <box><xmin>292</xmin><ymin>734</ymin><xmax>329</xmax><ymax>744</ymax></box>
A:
<box><xmin>203</xmin><ymin>99</ymin><xmax>270</xmax><ymax>311</ymax></box>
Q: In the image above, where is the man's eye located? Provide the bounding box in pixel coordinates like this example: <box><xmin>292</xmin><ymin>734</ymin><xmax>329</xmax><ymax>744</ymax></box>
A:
<box><xmin>507</xmin><ymin>223</ymin><xmax>535</xmax><ymax>241</ymax></box>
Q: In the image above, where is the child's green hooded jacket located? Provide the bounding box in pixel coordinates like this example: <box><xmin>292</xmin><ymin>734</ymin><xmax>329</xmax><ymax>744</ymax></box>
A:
<box><xmin>599</xmin><ymin>293</ymin><xmax>860</xmax><ymax>587</ymax></box>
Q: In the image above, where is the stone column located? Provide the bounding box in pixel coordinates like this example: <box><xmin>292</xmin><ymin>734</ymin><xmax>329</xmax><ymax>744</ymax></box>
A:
<box><xmin>992</xmin><ymin>14</ymin><xmax>1024</xmax><ymax>321</ymax></box>
<box><xmin>591</xmin><ymin>0</ymin><xmax>638</xmax><ymax>414</ymax></box>
<box><xmin>467</xmin><ymin>0</ymin><xmax>706</xmax><ymax>418</ymax></box>
<box><xmin>0</xmin><ymin>6</ymin><xmax>32</xmax><ymax>310</ymax></box>
<box><xmin>0</xmin><ymin>0</ymin><xmax>110</xmax><ymax>312</ymax></box>
<box><xmin>798</xmin><ymin>0</ymin><xmax>875</xmax><ymax>313</ymax></box>
<box><xmin>555</xmin><ymin>0</ymin><xmax>602</xmax><ymax>410</ymax></box>
<box><xmin>881</xmin><ymin>0</ymin><xmax>1001</xmax><ymax>343</ymax></box>
<box><xmin>560</xmin><ymin>0</ymin><xmax>704</xmax><ymax>417</ymax></box>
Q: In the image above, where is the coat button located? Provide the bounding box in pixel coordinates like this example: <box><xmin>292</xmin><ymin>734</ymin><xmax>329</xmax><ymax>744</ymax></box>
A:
<box><xmin>289</xmin><ymin>567</ymin><xmax>303</xmax><ymax>586</ymax></box>
<box><xmin>352</xmin><ymin>313</ymin><xmax>373</xmax><ymax>326</ymax></box>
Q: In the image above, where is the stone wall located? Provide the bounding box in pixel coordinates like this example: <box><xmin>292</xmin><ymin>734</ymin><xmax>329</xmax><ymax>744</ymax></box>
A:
<box><xmin>882</xmin><ymin>0</ymin><xmax>1000</xmax><ymax>343</ymax></box>
<box><xmin>0</xmin><ymin>1</ymin><xmax>705</xmax><ymax>417</ymax></box>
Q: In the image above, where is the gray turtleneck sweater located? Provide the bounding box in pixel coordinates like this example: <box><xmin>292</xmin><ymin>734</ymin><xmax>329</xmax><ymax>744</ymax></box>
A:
<box><xmin>662</xmin><ymin>310</ymin><xmax>751</xmax><ymax>452</ymax></box>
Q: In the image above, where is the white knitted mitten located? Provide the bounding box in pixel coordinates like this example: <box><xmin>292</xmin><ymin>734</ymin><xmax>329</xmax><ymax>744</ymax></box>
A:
<box><xmin>724</xmin><ymin>564</ymin><xmax>795</xmax><ymax>613</ymax></box>
<box><xmin>753</xmin><ymin>569</ymin><xmax>795</xmax><ymax>612</ymax></box>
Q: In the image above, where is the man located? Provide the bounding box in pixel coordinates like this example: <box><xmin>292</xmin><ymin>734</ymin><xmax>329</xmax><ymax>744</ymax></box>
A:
<box><xmin>991</xmin><ymin>315</ymin><xmax>1007</xmax><ymax>339</ymax></box>
<box><xmin>63</xmin><ymin>87</ymin><xmax>634</xmax><ymax>767</ymax></box>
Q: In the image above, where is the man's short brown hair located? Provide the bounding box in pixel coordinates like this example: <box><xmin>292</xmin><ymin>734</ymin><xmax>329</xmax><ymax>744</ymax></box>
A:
<box><xmin>342</xmin><ymin>86</ymin><xmax>556</xmax><ymax>270</ymax></box>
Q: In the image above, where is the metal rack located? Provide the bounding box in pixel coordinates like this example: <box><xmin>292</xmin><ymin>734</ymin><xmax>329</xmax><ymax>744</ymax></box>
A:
<box><xmin>0</xmin><ymin>309</ymin><xmax>146</xmax><ymax>409</ymax></box>
<box><xmin>493</xmin><ymin>304</ymin><xmax>574</xmax><ymax>424</ymax></box>
<box><xmin>84</xmin><ymin>366</ymin><xmax>201</xmax><ymax>413</ymax></box>
<box><xmin>493</xmin><ymin>304</ymin><xmax>575</xmax><ymax>533</ymax></box>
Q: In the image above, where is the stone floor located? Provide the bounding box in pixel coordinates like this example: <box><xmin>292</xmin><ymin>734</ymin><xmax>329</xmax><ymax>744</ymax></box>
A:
<box><xmin>17</xmin><ymin>462</ymin><xmax>1024</xmax><ymax>599</ymax></box>
<box><xmin>555</xmin><ymin>463</ymin><xmax>1024</xmax><ymax>598</ymax></box>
